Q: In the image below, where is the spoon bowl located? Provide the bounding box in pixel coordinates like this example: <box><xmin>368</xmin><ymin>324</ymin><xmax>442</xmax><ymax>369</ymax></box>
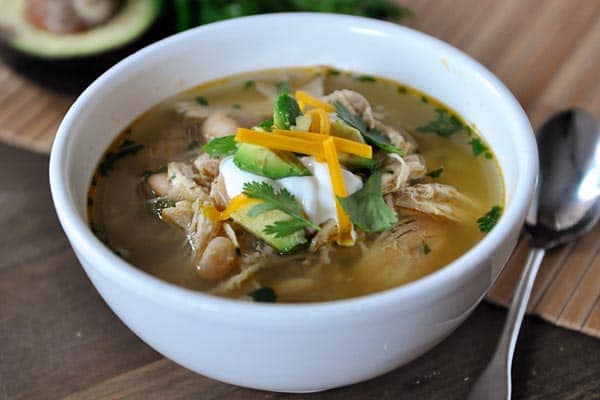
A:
<box><xmin>527</xmin><ymin>109</ymin><xmax>600</xmax><ymax>248</ymax></box>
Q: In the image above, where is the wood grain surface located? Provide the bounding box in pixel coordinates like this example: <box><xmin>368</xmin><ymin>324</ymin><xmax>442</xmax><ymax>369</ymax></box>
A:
<box><xmin>2</xmin><ymin>1</ymin><xmax>600</xmax><ymax>398</ymax></box>
<box><xmin>1</xmin><ymin>143</ymin><xmax>599</xmax><ymax>400</ymax></box>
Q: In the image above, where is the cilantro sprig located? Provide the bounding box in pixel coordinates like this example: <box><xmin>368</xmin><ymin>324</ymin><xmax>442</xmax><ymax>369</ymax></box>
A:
<box><xmin>202</xmin><ymin>135</ymin><xmax>237</xmax><ymax>158</ymax></box>
<box><xmin>477</xmin><ymin>206</ymin><xmax>502</xmax><ymax>233</ymax></box>
<box><xmin>248</xmin><ymin>287</ymin><xmax>277</xmax><ymax>303</ymax></box>
<box><xmin>243</xmin><ymin>181</ymin><xmax>319</xmax><ymax>238</ymax></box>
<box><xmin>335</xmin><ymin>101</ymin><xmax>404</xmax><ymax>155</ymax></box>
<box><xmin>338</xmin><ymin>171</ymin><xmax>398</xmax><ymax>232</ymax></box>
<box><xmin>417</xmin><ymin>108</ymin><xmax>463</xmax><ymax>138</ymax></box>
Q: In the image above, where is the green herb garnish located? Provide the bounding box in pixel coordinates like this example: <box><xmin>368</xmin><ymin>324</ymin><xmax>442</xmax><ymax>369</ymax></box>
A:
<box><xmin>232</xmin><ymin>103</ymin><xmax>241</xmax><ymax>109</ymax></box>
<box><xmin>243</xmin><ymin>181</ymin><xmax>319</xmax><ymax>237</ymax></box>
<box><xmin>338</xmin><ymin>171</ymin><xmax>398</xmax><ymax>232</ymax></box>
<box><xmin>417</xmin><ymin>108</ymin><xmax>463</xmax><ymax>138</ymax></box>
<box><xmin>356</xmin><ymin>74</ymin><xmax>376</xmax><ymax>83</ymax></box>
<box><xmin>423</xmin><ymin>242</ymin><xmax>431</xmax><ymax>255</ymax></box>
<box><xmin>276</xmin><ymin>81</ymin><xmax>291</xmax><ymax>95</ymax></box>
<box><xmin>244</xmin><ymin>80</ymin><xmax>255</xmax><ymax>90</ymax></box>
<box><xmin>99</xmin><ymin>139</ymin><xmax>144</xmax><ymax>176</ymax></box>
<box><xmin>154</xmin><ymin>198</ymin><xmax>175</xmax><ymax>214</ymax></box>
<box><xmin>196</xmin><ymin>96</ymin><xmax>209</xmax><ymax>106</ymax></box>
<box><xmin>469</xmin><ymin>138</ymin><xmax>489</xmax><ymax>157</ymax></box>
<box><xmin>477</xmin><ymin>206</ymin><xmax>502</xmax><ymax>233</ymax></box>
<box><xmin>257</xmin><ymin>118</ymin><xmax>274</xmax><ymax>130</ymax></box>
<box><xmin>202</xmin><ymin>135</ymin><xmax>237</xmax><ymax>158</ymax></box>
<box><xmin>427</xmin><ymin>168</ymin><xmax>444</xmax><ymax>178</ymax></box>
<box><xmin>248</xmin><ymin>287</ymin><xmax>277</xmax><ymax>303</ymax></box>
<box><xmin>335</xmin><ymin>101</ymin><xmax>404</xmax><ymax>155</ymax></box>
<box><xmin>328</xmin><ymin>69</ymin><xmax>341</xmax><ymax>76</ymax></box>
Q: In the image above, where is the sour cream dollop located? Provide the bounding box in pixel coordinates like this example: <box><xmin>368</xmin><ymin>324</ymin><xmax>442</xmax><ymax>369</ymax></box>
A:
<box><xmin>220</xmin><ymin>156</ymin><xmax>363</xmax><ymax>225</ymax></box>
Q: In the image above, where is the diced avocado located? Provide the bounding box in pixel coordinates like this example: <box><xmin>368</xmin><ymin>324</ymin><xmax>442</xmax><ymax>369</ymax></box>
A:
<box><xmin>331</xmin><ymin>120</ymin><xmax>366</xmax><ymax>143</ymax></box>
<box><xmin>273</xmin><ymin>93</ymin><xmax>302</xmax><ymax>129</ymax></box>
<box><xmin>233</xmin><ymin>143</ymin><xmax>310</xmax><ymax>179</ymax></box>
<box><xmin>338</xmin><ymin>153</ymin><xmax>376</xmax><ymax>172</ymax></box>
<box><xmin>230</xmin><ymin>202</ymin><xmax>307</xmax><ymax>254</ymax></box>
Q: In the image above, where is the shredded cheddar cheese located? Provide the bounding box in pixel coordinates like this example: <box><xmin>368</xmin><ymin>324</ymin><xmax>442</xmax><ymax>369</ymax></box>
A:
<box><xmin>272</xmin><ymin>129</ymin><xmax>372</xmax><ymax>159</ymax></box>
<box><xmin>219</xmin><ymin>194</ymin><xmax>260</xmax><ymax>221</ymax></box>
<box><xmin>236</xmin><ymin>128</ymin><xmax>324</xmax><ymax>157</ymax></box>
<box><xmin>322</xmin><ymin>137</ymin><xmax>354</xmax><ymax>246</ymax></box>
<box><xmin>305</xmin><ymin>108</ymin><xmax>331</xmax><ymax>135</ymax></box>
<box><xmin>295</xmin><ymin>91</ymin><xmax>335</xmax><ymax>113</ymax></box>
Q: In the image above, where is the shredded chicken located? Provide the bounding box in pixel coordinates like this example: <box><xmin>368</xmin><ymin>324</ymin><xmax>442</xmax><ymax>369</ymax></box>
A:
<box><xmin>165</xmin><ymin>162</ymin><xmax>208</xmax><ymax>202</ymax></box>
<box><xmin>209</xmin><ymin>173</ymin><xmax>229</xmax><ymax>210</ymax></box>
<box><xmin>309</xmin><ymin>219</ymin><xmax>337</xmax><ymax>252</ymax></box>
<box><xmin>193</xmin><ymin>154</ymin><xmax>219</xmax><ymax>189</ymax></box>
<box><xmin>324</xmin><ymin>89</ymin><xmax>377</xmax><ymax>129</ymax></box>
<box><xmin>392</xmin><ymin>183</ymin><xmax>474</xmax><ymax>220</ymax></box>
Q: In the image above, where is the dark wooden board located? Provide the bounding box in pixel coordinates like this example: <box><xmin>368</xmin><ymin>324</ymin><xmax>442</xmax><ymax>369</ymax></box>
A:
<box><xmin>1</xmin><ymin>144</ymin><xmax>598</xmax><ymax>400</ymax></box>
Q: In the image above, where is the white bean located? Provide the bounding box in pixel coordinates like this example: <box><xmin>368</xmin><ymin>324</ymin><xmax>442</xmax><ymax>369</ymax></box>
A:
<box><xmin>197</xmin><ymin>237</ymin><xmax>237</xmax><ymax>281</ymax></box>
<box><xmin>147</xmin><ymin>172</ymin><xmax>171</xmax><ymax>197</ymax></box>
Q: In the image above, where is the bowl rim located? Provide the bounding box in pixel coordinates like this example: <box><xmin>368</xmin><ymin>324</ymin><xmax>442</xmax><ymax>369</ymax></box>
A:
<box><xmin>49</xmin><ymin>12</ymin><xmax>538</xmax><ymax>320</ymax></box>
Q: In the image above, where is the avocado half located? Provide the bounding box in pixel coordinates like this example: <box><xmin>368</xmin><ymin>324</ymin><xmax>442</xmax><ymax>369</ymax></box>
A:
<box><xmin>0</xmin><ymin>0</ymin><xmax>164</xmax><ymax>92</ymax></box>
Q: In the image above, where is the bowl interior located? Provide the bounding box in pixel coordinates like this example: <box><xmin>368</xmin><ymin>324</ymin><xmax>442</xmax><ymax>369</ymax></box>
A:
<box><xmin>51</xmin><ymin>13</ymin><xmax>536</xmax><ymax>309</ymax></box>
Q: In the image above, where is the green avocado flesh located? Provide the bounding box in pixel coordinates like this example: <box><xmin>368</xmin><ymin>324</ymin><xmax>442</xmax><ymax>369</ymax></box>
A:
<box><xmin>230</xmin><ymin>201</ymin><xmax>307</xmax><ymax>254</ymax></box>
<box><xmin>233</xmin><ymin>143</ymin><xmax>310</xmax><ymax>179</ymax></box>
<box><xmin>0</xmin><ymin>0</ymin><xmax>162</xmax><ymax>58</ymax></box>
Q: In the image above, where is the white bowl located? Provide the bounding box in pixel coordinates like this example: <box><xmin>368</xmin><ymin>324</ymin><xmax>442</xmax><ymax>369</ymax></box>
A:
<box><xmin>49</xmin><ymin>13</ymin><xmax>537</xmax><ymax>393</ymax></box>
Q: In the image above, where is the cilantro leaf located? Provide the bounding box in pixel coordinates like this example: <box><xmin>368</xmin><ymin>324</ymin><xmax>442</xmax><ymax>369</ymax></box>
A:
<box><xmin>264</xmin><ymin>219</ymin><xmax>312</xmax><ymax>238</ymax></box>
<box><xmin>469</xmin><ymin>138</ymin><xmax>488</xmax><ymax>157</ymax></box>
<box><xmin>417</xmin><ymin>108</ymin><xmax>463</xmax><ymax>138</ymax></box>
<box><xmin>276</xmin><ymin>81</ymin><xmax>291</xmax><ymax>95</ymax></box>
<box><xmin>356</xmin><ymin>74</ymin><xmax>376</xmax><ymax>83</ymax></box>
<box><xmin>248</xmin><ymin>287</ymin><xmax>277</xmax><ymax>303</ymax></box>
<box><xmin>338</xmin><ymin>171</ymin><xmax>398</xmax><ymax>232</ymax></box>
<box><xmin>423</xmin><ymin>242</ymin><xmax>431</xmax><ymax>255</ymax></box>
<box><xmin>427</xmin><ymin>167</ymin><xmax>444</xmax><ymax>178</ymax></box>
<box><xmin>257</xmin><ymin>118</ymin><xmax>274</xmax><ymax>131</ymax></box>
<box><xmin>477</xmin><ymin>206</ymin><xmax>502</xmax><ymax>233</ymax></box>
<box><xmin>196</xmin><ymin>96</ymin><xmax>209</xmax><ymax>106</ymax></box>
<box><xmin>244</xmin><ymin>80</ymin><xmax>255</xmax><ymax>90</ymax></box>
<box><xmin>334</xmin><ymin>101</ymin><xmax>404</xmax><ymax>155</ymax></box>
<box><xmin>243</xmin><ymin>182</ymin><xmax>319</xmax><ymax>236</ymax></box>
<box><xmin>202</xmin><ymin>135</ymin><xmax>237</xmax><ymax>158</ymax></box>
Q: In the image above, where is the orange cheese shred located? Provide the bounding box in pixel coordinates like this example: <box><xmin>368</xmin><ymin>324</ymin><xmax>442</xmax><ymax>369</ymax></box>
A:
<box><xmin>305</xmin><ymin>108</ymin><xmax>331</xmax><ymax>135</ymax></box>
<box><xmin>322</xmin><ymin>137</ymin><xmax>354</xmax><ymax>246</ymax></box>
<box><xmin>219</xmin><ymin>194</ymin><xmax>261</xmax><ymax>221</ymax></box>
<box><xmin>236</xmin><ymin>128</ymin><xmax>324</xmax><ymax>157</ymax></box>
<box><xmin>295</xmin><ymin>90</ymin><xmax>335</xmax><ymax>113</ymax></box>
<box><xmin>272</xmin><ymin>129</ymin><xmax>372</xmax><ymax>159</ymax></box>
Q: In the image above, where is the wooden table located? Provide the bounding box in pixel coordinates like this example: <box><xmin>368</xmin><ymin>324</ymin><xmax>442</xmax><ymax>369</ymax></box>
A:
<box><xmin>2</xmin><ymin>1</ymin><xmax>600</xmax><ymax>399</ymax></box>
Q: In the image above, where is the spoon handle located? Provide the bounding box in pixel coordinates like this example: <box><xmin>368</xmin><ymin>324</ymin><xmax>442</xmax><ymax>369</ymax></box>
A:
<box><xmin>468</xmin><ymin>247</ymin><xmax>546</xmax><ymax>400</ymax></box>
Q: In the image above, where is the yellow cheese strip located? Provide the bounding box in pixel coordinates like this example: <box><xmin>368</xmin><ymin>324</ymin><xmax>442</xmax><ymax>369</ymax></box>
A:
<box><xmin>322</xmin><ymin>137</ymin><xmax>354</xmax><ymax>246</ymax></box>
<box><xmin>219</xmin><ymin>194</ymin><xmax>261</xmax><ymax>221</ymax></box>
<box><xmin>272</xmin><ymin>129</ymin><xmax>372</xmax><ymax>159</ymax></box>
<box><xmin>236</xmin><ymin>128</ymin><xmax>324</xmax><ymax>157</ymax></box>
<box><xmin>295</xmin><ymin>90</ymin><xmax>335</xmax><ymax>113</ymax></box>
<box><xmin>305</xmin><ymin>108</ymin><xmax>331</xmax><ymax>135</ymax></box>
<box><xmin>203</xmin><ymin>203</ymin><xmax>221</xmax><ymax>222</ymax></box>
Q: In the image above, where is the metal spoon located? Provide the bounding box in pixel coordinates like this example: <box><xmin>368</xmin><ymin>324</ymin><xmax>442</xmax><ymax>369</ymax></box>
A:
<box><xmin>468</xmin><ymin>109</ymin><xmax>600</xmax><ymax>400</ymax></box>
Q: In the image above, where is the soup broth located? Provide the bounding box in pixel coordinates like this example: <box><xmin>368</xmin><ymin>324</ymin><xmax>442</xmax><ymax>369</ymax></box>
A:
<box><xmin>89</xmin><ymin>67</ymin><xmax>504</xmax><ymax>302</ymax></box>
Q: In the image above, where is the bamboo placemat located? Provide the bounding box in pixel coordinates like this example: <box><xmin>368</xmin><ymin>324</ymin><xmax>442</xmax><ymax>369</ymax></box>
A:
<box><xmin>0</xmin><ymin>0</ymin><xmax>599</xmax><ymax>338</ymax></box>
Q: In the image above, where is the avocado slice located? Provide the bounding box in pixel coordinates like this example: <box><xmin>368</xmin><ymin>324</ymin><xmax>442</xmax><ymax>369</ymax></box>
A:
<box><xmin>0</xmin><ymin>0</ymin><xmax>163</xmax><ymax>58</ymax></box>
<box><xmin>230</xmin><ymin>201</ymin><xmax>307</xmax><ymax>254</ymax></box>
<box><xmin>0</xmin><ymin>0</ymin><xmax>164</xmax><ymax>92</ymax></box>
<box><xmin>330</xmin><ymin>120</ymin><xmax>374</xmax><ymax>171</ymax></box>
<box><xmin>233</xmin><ymin>143</ymin><xmax>310</xmax><ymax>179</ymax></box>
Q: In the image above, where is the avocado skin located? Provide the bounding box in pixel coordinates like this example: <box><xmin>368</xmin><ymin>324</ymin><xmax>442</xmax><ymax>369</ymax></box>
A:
<box><xmin>0</xmin><ymin>1</ymin><xmax>168</xmax><ymax>94</ymax></box>
<box><xmin>233</xmin><ymin>143</ymin><xmax>310</xmax><ymax>179</ymax></box>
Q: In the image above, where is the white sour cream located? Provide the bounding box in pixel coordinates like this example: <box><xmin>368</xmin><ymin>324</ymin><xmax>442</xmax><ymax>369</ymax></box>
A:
<box><xmin>220</xmin><ymin>156</ymin><xmax>363</xmax><ymax>225</ymax></box>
